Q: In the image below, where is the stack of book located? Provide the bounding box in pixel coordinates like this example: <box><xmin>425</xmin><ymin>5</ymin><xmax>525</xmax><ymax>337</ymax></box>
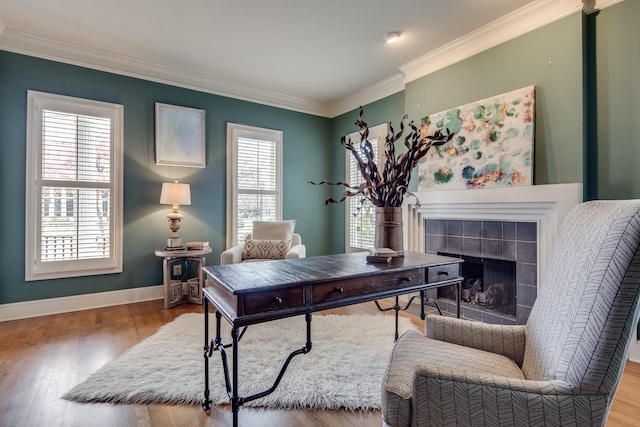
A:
<box><xmin>186</xmin><ymin>241</ymin><xmax>210</xmax><ymax>250</ymax></box>
<box><xmin>366</xmin><ymin>248</ymin><xmax>399</xmax><ymax>263</ymax></box>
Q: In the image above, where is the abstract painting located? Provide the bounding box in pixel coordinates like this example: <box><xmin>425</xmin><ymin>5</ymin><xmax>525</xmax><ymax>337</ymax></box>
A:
<box><xmin>155</xmin><ymin>103</ymin><xmax>206</xmax><ymax>168</ymax></box>
<box><xmin>417</xmin><ymin>86</ymin><xmax>534</xmax><ymax>191</ymax></box>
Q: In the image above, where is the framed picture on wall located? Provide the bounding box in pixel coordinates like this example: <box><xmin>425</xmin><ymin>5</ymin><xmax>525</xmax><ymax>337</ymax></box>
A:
<box><xmin>155</xmin><ymin>102</ymin><xmax>206</xmax><ymax>168</ymax></box>
<box><xmin>417</xmin><ymin>85</ymin><xmax>535</xmax><ymax>191</ymax></box>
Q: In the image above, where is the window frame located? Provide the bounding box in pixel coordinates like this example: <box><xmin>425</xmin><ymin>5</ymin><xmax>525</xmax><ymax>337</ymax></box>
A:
<box><xmin>226</xmin><ymin>123</ymin><xmax>283</xmax><ymax>248</ymax></box>
<box><xmin>25</xmin><ymin>90</ymin><xmax>124</xmax><ymax>281</ymax></box>
<box><xmin>344</xmin><ymin>123</ymin><xmax>388</xmax><ymax>252</ymax></box>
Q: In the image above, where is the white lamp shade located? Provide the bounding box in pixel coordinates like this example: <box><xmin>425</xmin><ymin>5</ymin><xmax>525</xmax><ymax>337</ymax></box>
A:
<box><xmin>160</xmin><ymin>182</ymin><xmax>191</xmax><ymax>205</ymax></box>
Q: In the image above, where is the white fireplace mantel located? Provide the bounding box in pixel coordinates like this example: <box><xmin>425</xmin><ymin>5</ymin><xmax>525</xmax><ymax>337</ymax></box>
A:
<box><xmin>403</xmin><ymin>183</ymin><xmax>583</xmax><ymax>291</ymax></box>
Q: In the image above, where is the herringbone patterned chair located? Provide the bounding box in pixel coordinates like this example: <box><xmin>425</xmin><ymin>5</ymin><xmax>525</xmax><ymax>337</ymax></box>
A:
<box><xmin>382</xmin><ymin>200</ymin><xmax>640</xmax><ymax>427</ymax></box>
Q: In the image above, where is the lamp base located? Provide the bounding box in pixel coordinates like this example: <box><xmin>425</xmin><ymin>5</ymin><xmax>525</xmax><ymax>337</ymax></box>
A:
<box><xmin>165</xmin><ymin>236</ymin><xmax>184</xmax><ymax>251</ymax></box>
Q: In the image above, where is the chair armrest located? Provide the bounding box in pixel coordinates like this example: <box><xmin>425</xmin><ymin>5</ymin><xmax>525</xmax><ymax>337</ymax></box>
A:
<box><xmin>220</xmin><ymin>244</ymin><xmax>244</xmax><ymax>265</ymax></box>
<box><xmin>416</xmin><ymin>364</ymin><xmax>575</xmax><ymax>394</ymax></box>
<box><xmin>410</xmin><ymin>365</ymin><xmax>609</xmax><ymax>426</ymax></box>
<box><xmin>425</xmin><ymin>314</ymin><xmax>526</xmax><ymax>367</ymax></box>
<box><xmin>285</xmin><ymin>244</ymin><xmax>306</xmax><ymax>259</ymax></box>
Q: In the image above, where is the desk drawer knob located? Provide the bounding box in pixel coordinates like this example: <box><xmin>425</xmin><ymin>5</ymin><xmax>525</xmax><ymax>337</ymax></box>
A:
<box><xmin>335</xmin><ymin>286</ymin><xmax>344</xmax><ymax>293</ymax></box>
<box><xmin>273</xmin><ymin>296</ymin><xmax>283</xmax><ymax>304</ymax></box>
<box><xmin>438</xmin><ymin>271</ymin><xmax>449</xmax><ymax>276</ymax></box>
<box><xmin>401</xmin><ymin>277</ymin><xmax>411</xmax><ymax>282</ymax></box>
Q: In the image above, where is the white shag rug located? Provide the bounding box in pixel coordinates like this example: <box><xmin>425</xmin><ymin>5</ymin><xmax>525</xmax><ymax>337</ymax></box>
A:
<box><xmin>63</xmin><ymin>313</ymin><xmax>417</xmax><ymax>410</ymax></box>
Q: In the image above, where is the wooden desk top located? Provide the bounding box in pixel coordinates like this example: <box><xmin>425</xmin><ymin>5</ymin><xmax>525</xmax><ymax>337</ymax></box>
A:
<box><xmin>203</xmin><ymin>251</ymin><xmax>462</xmax><ymax>326</ymax></box>
<box><xmin>203</xmin><ymin>251</ymin><xmax>458</xmax><ymax>293</ymax></box>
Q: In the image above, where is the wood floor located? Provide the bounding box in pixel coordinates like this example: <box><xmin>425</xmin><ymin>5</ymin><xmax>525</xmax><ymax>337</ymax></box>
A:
<box><xmin>0</xmin><ymin>299</ymin><xmax>638</xmax><ymax>427</ymax></box>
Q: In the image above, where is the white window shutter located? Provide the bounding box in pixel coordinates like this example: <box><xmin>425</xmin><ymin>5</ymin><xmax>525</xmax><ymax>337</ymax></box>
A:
<box><xmin>226</xmin><ymin>123</ymin><xmax>283</xmax><ymax>248</ymax></box>
<box><xmin>26</xmin><ymin>91</ymin><xmax>123</xmax><ymax>280</ymax></box>
<box><xmin>345</xmin><ymin>123</ymin><xmax>388</xmax><ymax>252</ymax></box>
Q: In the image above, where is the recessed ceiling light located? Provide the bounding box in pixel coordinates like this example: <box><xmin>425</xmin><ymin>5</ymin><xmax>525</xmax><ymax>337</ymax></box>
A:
<box><xmin>382</xmin><ymin>32</ymin><xmax>400</xmax><ymax>44</ymax></box>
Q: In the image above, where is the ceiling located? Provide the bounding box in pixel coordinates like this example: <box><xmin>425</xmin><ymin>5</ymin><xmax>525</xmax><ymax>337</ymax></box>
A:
<box><xmin>0</xmin><ymin>0</ymin><xmax>578</xmax><ymax>117</ymax></box>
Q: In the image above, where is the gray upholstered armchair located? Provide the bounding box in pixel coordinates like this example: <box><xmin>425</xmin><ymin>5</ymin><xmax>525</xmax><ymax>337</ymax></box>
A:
<box><xmin>220</xmin><ymin>220</ymin><xmax>306</xmax><ymax>265</ymax></box>
<box><xmin>382</xmin><ymin>200</ymin><xmax>640</xmax><ymax>427</ymax></box>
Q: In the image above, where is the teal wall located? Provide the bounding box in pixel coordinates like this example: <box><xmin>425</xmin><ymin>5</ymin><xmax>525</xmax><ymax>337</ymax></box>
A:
<box><xmin>0</xmin><ymin>51</ymin><xmax>331</xmax><ymax>304</ymax></box>
<box><xmin>2</xmin><ymin>3</ymin><xmax>639</xmax><ymax>306</ymax></box>
<box><xmin>405</xmin><ymin>14</ymin><xmax>584</xmax><ymax>187</ymax></box>
<box><xmin>591</xmin><ymin>0</ymin><xmax>640</xmax><ymax>342</ymax></box>
<box><xmin>595</xmin><ymin>0</ymin><xmax>640</xmax><ymax>200</ymax></box>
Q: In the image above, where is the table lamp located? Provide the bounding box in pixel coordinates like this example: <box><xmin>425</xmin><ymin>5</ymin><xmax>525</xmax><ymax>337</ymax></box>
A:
<box><xmin>160</xmin><ymin>180</ymin><xmax>191</xmax><ymax>249</ymax></box>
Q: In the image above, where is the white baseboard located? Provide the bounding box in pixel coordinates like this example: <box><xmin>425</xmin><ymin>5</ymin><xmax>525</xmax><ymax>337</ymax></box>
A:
<box><xmin>629</xmin><ymin>340</ymin><xmax>640</xmax><ymax>364</ymax></box>
<box><xmin>0</xmin><ymin>285</ymin><xmax>164</xmax><ymax>322</ymax></box>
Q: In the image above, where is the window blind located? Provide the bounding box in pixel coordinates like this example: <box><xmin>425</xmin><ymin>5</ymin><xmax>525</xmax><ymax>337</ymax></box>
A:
<box><xmin>40</xmin><ymin>110</ymin><xmax>112</xmax><ymax>262</ymax></box>
<box><xmin>235</xmin><ymin>136</ymin><xmax>278</xmax><ymax>244</ymax></box>
<box><xmin>348</xmin><ymin>138</ymin><xmax>378</xmax><ymax>250</ymax></box>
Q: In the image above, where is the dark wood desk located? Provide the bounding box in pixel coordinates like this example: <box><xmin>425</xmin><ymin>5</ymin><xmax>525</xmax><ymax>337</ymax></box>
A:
<box><xmin>201</xmin><ymin>251</ymin><xmax>462</xmax><ymax>426</ymax></box>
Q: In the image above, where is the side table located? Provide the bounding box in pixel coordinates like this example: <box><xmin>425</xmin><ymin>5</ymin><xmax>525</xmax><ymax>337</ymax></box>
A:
<box><xmin>154</xmin><ymin>247</ymin><xmax>212</xmax><ymax>308</ymax></box>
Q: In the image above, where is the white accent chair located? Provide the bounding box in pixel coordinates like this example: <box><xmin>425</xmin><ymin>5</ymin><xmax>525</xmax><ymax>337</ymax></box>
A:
<box><xmin>382</xmin><ymin>200</ymin><xmax>640</xmax><ymax>427</ymax></box>
<box><xmin>220</xmin><ymin>220</ymin><xmax>306</xmax><ymax>264</ymax></box>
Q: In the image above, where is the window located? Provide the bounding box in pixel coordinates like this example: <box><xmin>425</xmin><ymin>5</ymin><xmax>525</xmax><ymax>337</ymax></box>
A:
<box><xmin>25</xmin><ymin>91</ymin><xmax>123</xmax><ymax>280</ymax></box>
<box><xmin>226</xmin><ymin>123</ymin><xmax>283</xmax><ymax>247</ymax></box>
<box><xmin>345</xmin><ymin>123</ymin><xmax>388</xmax><ymax>252</ymax></box>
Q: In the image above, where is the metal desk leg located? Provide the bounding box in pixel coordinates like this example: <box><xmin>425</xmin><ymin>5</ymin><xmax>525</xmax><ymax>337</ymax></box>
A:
<box><xmin>456</xmin><ymin>281</ymin><xmax>462</xmax><ymax>318</ymax></box>
<box><xmin>231</xmin><ymin>326</ymin><xmax>239</xmax><ymax>427</ymax></box>
<box><xmin>394</xmin><ymin>296</ymin><xmax>399</xmax><ymax>341</ymax></box>
<box><xmin>205</xmin><ymin>313</ymin><xmax>313</xmax><ymax>426</ymax></box>
<box><xmin>202</xmin><ymin>299</ymin><xmax>212</xmax><ymax>411</ymax></box>
<box><xmin>422</xmin><ymin>294</ymin><xmax>443</xmax><ymax>316</ymax></box>
<box><xmin>375</xmin><ymin>295</ymin><xmax>422</xmax><ymax>341</ymax></box>
<box><xmin>374</xmin><ymin>297</ymin><xmax>401</xmax><ymax>340</ymax></box>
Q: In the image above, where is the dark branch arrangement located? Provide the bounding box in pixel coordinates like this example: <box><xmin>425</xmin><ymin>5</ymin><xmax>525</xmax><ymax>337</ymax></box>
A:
<box><xmin>311</xmin><ymin>107</ymin><xmax>454</xmax><ymax>208</ymax></box>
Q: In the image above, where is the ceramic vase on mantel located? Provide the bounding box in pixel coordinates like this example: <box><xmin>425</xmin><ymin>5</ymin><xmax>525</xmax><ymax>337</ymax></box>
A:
<box><xmin>374</xmin><ymin>207</ymin><xmax>404</xmax><ymax>256</ymax></box>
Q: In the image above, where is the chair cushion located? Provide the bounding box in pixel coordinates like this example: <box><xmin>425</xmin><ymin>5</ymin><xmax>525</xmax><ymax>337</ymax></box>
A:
<box><xmin>252</xmin><ymin>220</ymin><xmax>296</xmax><ymax>241</ymax></box>
<box><xmin>242</xmin><ymin>239</ymin><xmax>292</xmax><ymax>260</ymax></box>
<box><xmin>382</xmin><ymin>330</ymin><xmax>524</xmax><ymax>427</ymax></box>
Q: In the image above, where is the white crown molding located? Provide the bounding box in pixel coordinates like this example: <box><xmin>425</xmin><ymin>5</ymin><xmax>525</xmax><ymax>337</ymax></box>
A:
<box><xmin>0</xmin><ymin>28</ymin><xmax>330</xmax><ymax>117</ymax></box>
<box><xmin>0</xmin><ymin>0</ymin><xmax>625</xmax><ymax>119</ymax></box>
<box><xmin>583</xmin><ymin>0</ymin><xmax>597</xmax><ymax>12</ymax></box>
<box><xmin>399</xmin><ymin>0</ymin><xmax>584</xmax><ymax>84</ymax></box>
<box><xmin>585</xmin><ymin>0</ymin><xmax>623</xmax><ymax>13</ymax></box>
<box><xmin>298</xmin><ymin>0</ymin><xmax>624</xmax><ymax>118</ymax></box>
<box><xmin>0</xmin><ymin>285</ymin><xmax>163</xmax><ymax>322</ymax></box>
<box><xmin>327</xmin><ymin>73</ymin><xmax>405</xmax><ymax>118</ymax></box>
<box><xmin>583</xmin><ymin>0</ymin><xmax>598</xmax><ymax>12</ymax></box>
<box><xmin>595</xmin><ymin>0</ymin><xmax>625</xmax><ymax>8</ymax></box>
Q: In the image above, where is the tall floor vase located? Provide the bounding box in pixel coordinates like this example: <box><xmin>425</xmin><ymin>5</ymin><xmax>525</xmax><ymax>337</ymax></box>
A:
<box><xmin>374</xmin><ymin>207</ymin><xmax>404</xmax><ymax>256</ymax></box>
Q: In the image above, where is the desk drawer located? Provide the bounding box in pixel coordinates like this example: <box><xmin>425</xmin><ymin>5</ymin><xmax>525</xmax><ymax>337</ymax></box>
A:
<box><xmin>242</xmin><ymin>287</ymin><xmax>304</xmax><ymax>315</ymax></box>
<box><xmin>427</xmin><ymin>263</ymin><xmax>459</xmax><ymax>283</ymax></box>
<box><xmin>313</xmin><ymin>269</ymin><xmax>424</xmax><ymax>303</ymax></box>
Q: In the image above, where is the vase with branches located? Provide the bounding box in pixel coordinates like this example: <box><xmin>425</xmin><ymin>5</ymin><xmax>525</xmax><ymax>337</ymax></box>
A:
<box><xmin>311</xmin><ymin>108</ymin><xmax>454</xmax><ymax>255</ymax></box>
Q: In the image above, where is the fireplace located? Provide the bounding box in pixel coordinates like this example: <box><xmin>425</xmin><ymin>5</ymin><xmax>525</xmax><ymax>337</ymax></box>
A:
<box><xmin>425</xmin><ymin>219</ymin><xmax>537</xmax><ymax>324</ymax></box>
<box><xmin>402</xmin><ymin>183</ymin><xmax>583</xmax><ymax>325</ymax></box>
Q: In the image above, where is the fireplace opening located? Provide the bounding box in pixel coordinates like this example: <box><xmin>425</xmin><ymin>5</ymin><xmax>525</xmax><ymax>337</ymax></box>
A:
<box><xmin>425</xmin><ymin>218</ymin><xmax>538</xmax><ymax>324</ymax></box>
<box><xmin>438</xmin><ymin>253</ymin><xmax>516</xmax><ymax>317</ymax></box>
